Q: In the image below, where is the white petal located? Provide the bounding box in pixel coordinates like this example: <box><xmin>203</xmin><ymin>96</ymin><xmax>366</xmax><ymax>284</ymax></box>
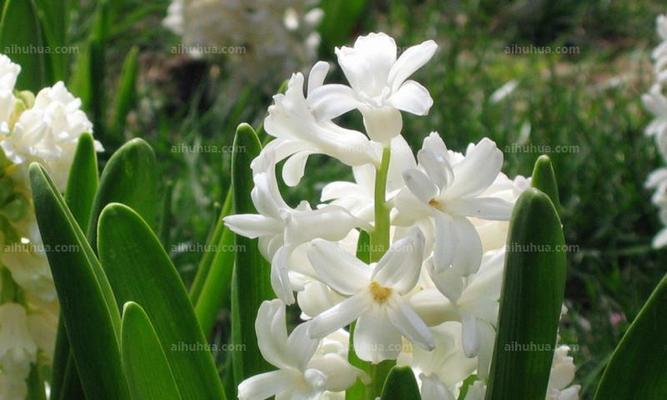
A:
<box><xmin>307</xmin><ymin>61</ymin><xmax>330</xmax><ymax>94</ymax></box>
<box><xmin>353</xmin><ymin>306</ymin><xmax>402</xmax><ymax>363</ymax></box>
<box><xmin>450</xmin><ymin>216</ymin><xmax>483</xmax><ymax>276</ymax></box>
<box><xmin>238</xmin><ymin>370</ymin><xmax>293</xmax><ymax>400</ymax></box>
<box><xmin>223</xmin><ymin>214</ymin><xmax>280</xmax><ymax>238</ymax></box>
<box><xmin>446</xmin><ymin>138</ymin><xmax>503</xmax><ymax>199</ymax></box>
<box><xmin>287</xmin><ymin>322</ymin><xmax>320</xmax><ymax>370</ymax></box>
<box><xmin>308</xmin><ymin>353</ymin><xmax>364</xmax><ymax>392</ymax></box>
<box><xmin>427</xmin><ymin>258</ymin><xmax>464</xmax><ymax>302</ymax></box>
<box><xmin>387</xmin><ymin>298</ymin><xmax>435</xmax><ymax>350</ymax></box>
<box><xmin>446</xmin><ymin>197</ymin><xmax>513</xmax><ymax>220</ymax></box>
<box><xmin>307</xmin><ymin>239</ymin><xmax>372</xmax><ymax>295</ymax></box>
<box><xmin>420</xmin><ymin>374</ymin><xmax>456</xmax><ymax>400</ymax></box>
<box><xmin>308</xmin><ymin>84</ymin><xmax>361</xmax><ymax>120</ymax></box>
<box><xmin>255</xmin><ymin>300</ymin><xmax>291</xmax><ymax>369</ymax></box>
<box><xmin>461</xmin><ymin>313</ymin><xmax>480</xmax><ymax>357</ymax></box>
<box><xmin>372</xmin><ymin>227</ymin><xmax>425</xmax><ymax>293</ymax></box>
<box><xmin>433</xmin><ymin>214</ymin><xmax>455</xmax><ymax>271</ymax></box>
<box><xmin>282</xmin><ymin>151</ymin><xmax>312</xmax><ymax>187</ymax></box>
<box><xmin>308</xmin><ymin>293</ymin><xmax>370</xmax><ymax>339</ymax></box>
<box><xmin>418</xmin><ymin>148</ymin><xmax>452</xmax><ymax>190</ymax></box>
<box><xmin>388</xmin><ymin>80</ymin><xmax>433</xmax><ymax>115</ymax></box>
<box><xmin>388</xmin><ymin>40</ymin><xmax>438</xmax><ymax>90</ymax></box>
<box><xmin>271</xmin><ymin>246</ymin><xmax>296</xmax><ymax>304</ymax></box>
<box><xmin>403</xmin><ymin>168</ymin><xmax>438</xmax><ymax>203</ymax></box>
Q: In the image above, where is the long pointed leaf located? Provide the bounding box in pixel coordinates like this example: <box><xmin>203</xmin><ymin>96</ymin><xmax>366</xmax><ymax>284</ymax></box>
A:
<box><xmin>485</xmin><ymin>188</ymin><xmax>567</xmax><ymax>400</ymax></box>
<box><xmin>121</xmin><ymin>302</ymin><xmax>181</xmax><ymax>400</ymax></box>
<box><xmin>88</xmin><ymin>137</ymin><xmax>159</xmax><ymax>249</ymax></box>
<box><xmin>52</xmin><ymin>133</ymin><xmax>100</xmax><ymax>400</ymax></box>
<box><xmin>98</xmin><ymin>203</ymin><xmax>226</xmax><ymax>400</ymax></box>
<box><xmin>531</xmin><ymin>155</ymin><xmax>561</xmax><ymax>212</ymax></box>
<box><xmin>29</xmin><ymin>163</ymin><xmax>129</xmax><ymax>400</ymax></box>
<box><xmin>230</xmin><ymin>123</ymin><xmax>274</xmax><ymax>389</ymax></box>
<box><xmin>593</xmin><ymin>274</ymin><xmax>667</xmax><ymax>400</ymax></box>
<box><xmin>380</xmin><ymin>367</ymin><xmax>421</xmax><ymax>400</ymax></box>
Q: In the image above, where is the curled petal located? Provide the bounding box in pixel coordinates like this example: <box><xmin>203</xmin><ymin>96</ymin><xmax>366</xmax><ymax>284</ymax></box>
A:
<box><xmin>308</xmin><ymin>293</ymin><xmax>370</xmax><ymax>339</ymax></box>
<box><xmin>388</xmin><ymin>39</ymin><xmax>438</xmax><ymax>90</ymax></box>
<box><xmin>388</xmin><ymin>80</ymin><xmax>434</xmax><ymax>116</ymax></box>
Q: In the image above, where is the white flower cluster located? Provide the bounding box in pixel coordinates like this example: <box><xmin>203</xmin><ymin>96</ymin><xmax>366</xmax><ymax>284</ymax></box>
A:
<box><xmin>0</xmin><ymin>54</ymin><xmax>97</xmax><ymax>399</ymax></box>
<box><xmin>643</xmin><ymin>15</ymin><xmax>667</xmax><ymax>248</ymax></box>
<box><xmin>163</xmin><ymin>0</ymin><xmax>323</xmax><ymax>83</ymax></box>
<box><xmin>225</xmin><ymin>33</ymin><xmax>579</xmax><ymax>399</ymax></box>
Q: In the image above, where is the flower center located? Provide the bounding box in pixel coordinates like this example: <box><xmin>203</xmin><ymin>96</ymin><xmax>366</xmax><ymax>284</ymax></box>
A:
<box><xmin>369</xmin><ymin>281</ymin><xmax>392</xmax><ymax>304</ymax></box>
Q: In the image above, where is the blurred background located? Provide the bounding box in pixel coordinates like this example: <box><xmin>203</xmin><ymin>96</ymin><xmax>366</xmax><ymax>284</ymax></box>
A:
<box><xmin>6</xmin><ymin>0</ymin><xmax>666</xmax><ymax>398</ymax></box>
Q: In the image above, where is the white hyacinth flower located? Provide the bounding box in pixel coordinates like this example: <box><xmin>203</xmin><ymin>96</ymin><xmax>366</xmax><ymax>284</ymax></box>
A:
<box><xmin>264</xmin><ymin>64</ymin><xmax>381</xmax><ymax>186</ymax></box>
<box><xmin>308</xmin><ymin>32</ymin><xmax>437</xmax><ymax>143</ymax></box>
<box><xmin>0</xmin><ymin>54</ymin><xmax>20</xmax><ymax>131</ymax></box>
<box><xmin>223</xmin><ymin>153</ymin><xmax>367</xmax><ymax>304</ymax></box>
<box><xmin>395</xmin><ymin>132</ymin><xmax>513</xmax><ymax>275</ymax></box>
<box><xmin>546</xmin><ymin>345</ymin><xmax>581</xmax><ymax>400</ymax></box>
<box><xmin>238</xmin><ymin>300</ymin><xmax>362</xmax><ymax>400</ymax></box>
<box><xmin>306</xmin><ymin>228</ymin><xmax>435</xmax><ymax>363</ymax></box>
<box><xmin>653</xmin><ymin>15</ymin><xmax>667</xmax><ymax>83</ymax></box>
<box><xmin>411</xmin><ymin>249</ymin><xmax>504</xmax><ymax>368</ymax></box>
<box><xmin>0</xmin><ymin>303</ymin><xmax>38</xmax><ymax>398</ymax></box>
<box><xmin>320</xmin><ymin>135</ymin><xmax>417</xmax><ymax>224</ymax></box>
<box><xmin>1</xmin><ymin>81</ymin><xmax>101</xmax><ymax>191</ymax></box>
<box><xmin>641</xmin><ymin>84</ymin><xmax>667</xmax><ymax>144</ymax></box>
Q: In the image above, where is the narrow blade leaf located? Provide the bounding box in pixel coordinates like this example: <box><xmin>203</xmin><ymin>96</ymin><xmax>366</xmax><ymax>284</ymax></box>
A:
<box><xmin>230</xmin><ymin>123</ymin><xmax>274</xmax><ymax>389</ymax></box>
<box><xmin>485</xmin><ymin>188</ymin><xmax>567</xmax><ymax>400</ymax></box>
<box><xmin>98</xmin><ymin>203</ymin><xmax>226</xmax><ymax>400</ymax></box>
<box><xmin>380</xmin><ymin>367</ymin><xmax>421</xmax><ymax>400</ymax></box>
<box><xmin>121</xmin><ymin>302</ymin><xmax>181</xmax><ymax>400</ymax></box>
<box><xmin>29</xmin><ymin>163</ymin><xmax>129</xmax><ymax>400</ymax></box>
<box><xmin>593</xmin><ymin>274</ymin><xmax>667</xmax><ymax>400</ymax></box>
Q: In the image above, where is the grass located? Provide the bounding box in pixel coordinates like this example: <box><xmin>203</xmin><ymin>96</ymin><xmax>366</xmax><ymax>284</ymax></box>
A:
<box><xmin>90</xmin><ymin>1</ymin><xmax>667</xmax><ymax>398</ymax></box>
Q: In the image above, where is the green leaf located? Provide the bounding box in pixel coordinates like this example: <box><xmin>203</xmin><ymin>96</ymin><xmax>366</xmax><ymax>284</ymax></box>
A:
<box><xmin>593</xmin><ymin>273</ymin><xmax>667</xmax><ymax>400</ymax></box>
<box><xmin>98</xmin><ymin>203</ymin><xmax>226</xmax><ymax>400</ymax></box>
<box><xmin>379</xmin><ymin>367</ymin><xmax>421</xmax><ymax>400</ymax></box>
<box><xmin>121</xmin><ymin>302</ymin><xmax>181</xmax><ymax>400</ymax></box>
<box><xmin>485</xmin><ymin>188</ymin><xmax>567</xmax><ymax>400</ymax></box>
<box><xmin>88</xmin><ymin>138</ymin><xmax>159</xmax><ymax>249</ymax></box>
<box><xmin>34</xmin><ymin>0</ymin><xmax>68</xmax><ymax>81</ymax></box>
<box><xmin>190</xmin><ymin>188</ymin><xmax>233</xmax><ymax>303</ymax></box>
<box><xmin>230</xmin><ymin>123</ymin><xmax>274</xmax><ymax>389</ymax></box>
<box><xmin>65</xmin><ymin>133</ymin><xmax>99</xmax><ymax>229</ymax></box>
<box><xmin>109</xmin><ymin>46</ymin><xmax>139</xmax><ymax>141</ymax></box>
<box><xmin>194</xmin><ymin>223</ymin><xmax>236</xmax><ymax>336</ymax></box>
<box><xmin>0</xmin><ymin>0</ymin><xmax>48</xmax><ymax>91</ymax></box>
<box><xmin>51</xmin><ymin>133</ymin><xmax>100</xmax><ymax>400</ymax></box>
<box><xmin>319</xmin><ymin>0</ymin><xmax>368</xmax><ymax>49</ymax></box>
<box><xmin>29</xmin><ymin>163</ymin><xmax>130</xmax><ymax>400</ymax></box>
<box><xmin>531</xmin><ymin>155</ymin><xmax>561</xmax><ymax>212</ymax></box>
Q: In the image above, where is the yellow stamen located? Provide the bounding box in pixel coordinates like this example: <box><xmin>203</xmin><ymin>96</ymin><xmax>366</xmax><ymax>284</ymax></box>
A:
<box><xmin>369</xmin><ymin>281</ymin><xmax>392</xmax><ymax>304</ymax></box>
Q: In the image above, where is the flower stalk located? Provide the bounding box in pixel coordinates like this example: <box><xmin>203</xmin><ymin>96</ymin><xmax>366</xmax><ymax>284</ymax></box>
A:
<box><xmin>370</xmin><ymin>146</ymin><xmax>392</xmax><ymax>262</ymax></box>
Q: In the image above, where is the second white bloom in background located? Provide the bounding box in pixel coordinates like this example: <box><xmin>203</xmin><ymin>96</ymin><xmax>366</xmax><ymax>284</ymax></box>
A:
<box><xmin>306</xmin><ymin>228</ymin><xmax>435</xmax><ymax>363</ymax></box>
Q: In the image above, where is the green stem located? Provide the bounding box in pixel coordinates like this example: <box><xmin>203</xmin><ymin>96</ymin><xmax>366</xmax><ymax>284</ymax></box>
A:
<box><xmin>369</xmin><ymin>146</ymin><xmax>391</xmax><ymax>263</ymax></box>
<box><xmin>347</xmin><ymin>147</ymin><xmax>396</xmax><ymax>400</ymax></box>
